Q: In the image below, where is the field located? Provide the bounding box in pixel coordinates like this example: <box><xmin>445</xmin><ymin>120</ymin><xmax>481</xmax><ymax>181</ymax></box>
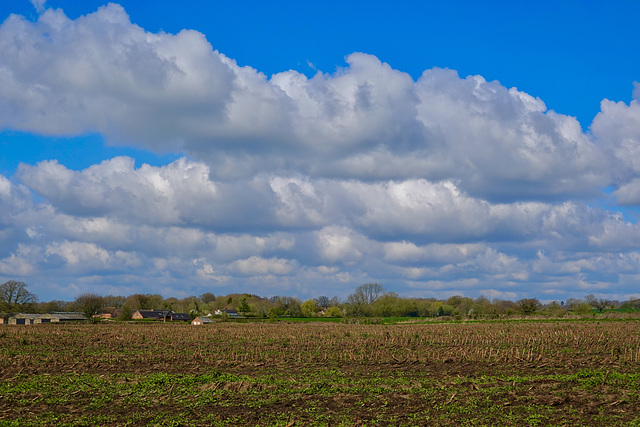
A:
<box><xmin>1</xmin><ymin>320</ymin><xmax>640</xmax><ymax>426</ymax></box>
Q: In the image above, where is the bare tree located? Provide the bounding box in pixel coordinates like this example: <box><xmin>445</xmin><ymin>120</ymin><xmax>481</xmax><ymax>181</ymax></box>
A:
<box><xmin>355</xmin><ymin>283</ymin><xmax>385</xmax><ymax>305</ymax></box>
<box><xmin>75</xmin><ymin>293</ymin><xmax>105</xmax><ymax>323</ymax></box>
<box><xmin>345</xmin><ymin>283</ymin><xmax>385</xmax><ymax>316</ymax></box>
<box><xmin>315</xmin><ymin>296</ymin><xmax>330</xmax><ymax>308</ymax></box>
<box><xmin>0</xmin><ymin>280</ymin><xmax>37</xmax><ymax>312</ymax></box>
<box><xmin>585</xmin><ymin>294</ymin><xmax>610</xmax><ymax>313</ymax></box>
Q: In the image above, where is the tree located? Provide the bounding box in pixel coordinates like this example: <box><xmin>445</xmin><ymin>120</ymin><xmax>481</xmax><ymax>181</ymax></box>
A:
<box><xmin>357</xmin><ymin>283</ymin><xmax>385</xmax><ymax>305</ymax></box>
<box><xmin>621</xmin><ymin>298</ymin><xmax>640</xmax><ymax>310</ymax></box>
<box><xmin>104</xmin><ymin>295</ymin><xmax>125</xmax><ymax>308</ymax></box>
<box><xmin>517</xmin><ymin>298</ymin><xmax>541</xmax><ymax>315</ymax></box>
<box><xmin>564</xmin><ymin>298</ymin><xmax>582</xmax><ymax>310</ymax></box>
<box><xmin>35</xmin><ymin>300</ymin><xmax>69</xmax><ymax>313</ymax></box>
<box><xmin>238</xmin><ymin>298</ymin><xmax>250</xmax><ymax>314</ymax></box>
<box><xmin>325</xmin><ymin>306</ymin><xmax>342</xmax><ymax>317</ymax></box>
<box><xmin>573</xmin><ymin>302</ymin><xmax>593</xmax><ymax>316</ymax></box>
<box><xmin>542</xmin><ymin>301</ymin><xmax>567</xmax><ymax>318</ymax></box>
<box><xmin>75</xmin><ymin>293</ymin><xmax>105</xmax><ymax>323</ymax></box>
<box><xmin>301</xmin><ymin>299</ymin><xmax>319</xmax><ymax>317</ymax></box>
<box><xmin>371</xmin><ymin>293</ymin><xmax>400</xmax><ymax>317</ymax></box>
<box><xmin>315</xmin><ymin>296</ymin><xmax>330</xmax><ymax>309</ymax></box>
<box><xmin>124</xmin><ymin>293</ymin><xmax>164</xmax><ymax>310</ymax></box>
<box><xmin>346</xmin><ymin>284</ymin><xmax>386</xmax><ymax>317</ymax></box>
<box><xmin>200</xmin><ymin>292</ymin><xmax>216</xmax><ymax>304</ymax></box>
<box><xmin>118</xmin><ymin>305</ymin><xmax>133</xmax><ymax>321</ymax></box>
<box><xmin>0</xmin><ymin>280</ymin><xmax>37</xmax><ymax>313</ymax></box>
<box><xmin>585</xmin><ymin>294</ymin><xmax>610</xmax><ymax>313</ymax></box>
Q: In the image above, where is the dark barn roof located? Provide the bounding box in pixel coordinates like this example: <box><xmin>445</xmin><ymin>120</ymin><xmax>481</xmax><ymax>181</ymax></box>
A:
<box><xmin>170</xmin><ymin>312</ymin><xmax>191</xmax><ymax>321</ymax></box>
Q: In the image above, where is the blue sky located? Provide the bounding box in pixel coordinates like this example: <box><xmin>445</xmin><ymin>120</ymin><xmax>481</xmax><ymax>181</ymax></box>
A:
<box><xmin>1</xmin><ymin>0</ymin><xmax>639</xmax><ymax>303</ymax></box>
<box><xmin>0</xmin><ymin>0</ymin><xmax>638</xmax><ymax>173</ymax></box>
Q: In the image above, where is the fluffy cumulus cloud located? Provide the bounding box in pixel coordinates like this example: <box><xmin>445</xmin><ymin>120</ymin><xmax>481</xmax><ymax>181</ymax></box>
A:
<box><xmin>0</xmin><ymin>5</ymin><xmax>610</xmax><ymax>198</ymax></box>
<box><xmin>592</xmin><ymin>83</ymin><xmax>640</xmax><ymax>204</ymax></box>
<box><xmin>1</xmin><ymin>4</ymin><xmax>640</xmax><ymax>301</ymax></box>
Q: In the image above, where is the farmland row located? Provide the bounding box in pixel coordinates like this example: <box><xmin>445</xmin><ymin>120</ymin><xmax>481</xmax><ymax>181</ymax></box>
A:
<box><xmin>2</xmin><ymin>321</ymin><xmax>640</xmax><ymax>377</ymax></box>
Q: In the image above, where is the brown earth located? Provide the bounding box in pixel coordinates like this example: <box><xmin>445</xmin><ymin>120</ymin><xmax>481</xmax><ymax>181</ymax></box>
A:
<box><xmin>1</xmin><ymin>321</ymin><xmax>639</xmax><ymax>426</ymax></box>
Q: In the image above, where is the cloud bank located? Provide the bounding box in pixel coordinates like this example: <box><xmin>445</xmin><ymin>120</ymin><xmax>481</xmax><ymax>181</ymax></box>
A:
<box><xmin>1</xmin><ymin>4</ymin><xmax>640</xmax><ymax>301</ymax></box>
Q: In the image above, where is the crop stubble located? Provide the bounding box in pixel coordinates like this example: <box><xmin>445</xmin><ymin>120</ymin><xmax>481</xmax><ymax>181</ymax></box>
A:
<box><xmin>1</xmin><ymin>320</ymin><xmax>640</xmax><ymax>426</ymax></box>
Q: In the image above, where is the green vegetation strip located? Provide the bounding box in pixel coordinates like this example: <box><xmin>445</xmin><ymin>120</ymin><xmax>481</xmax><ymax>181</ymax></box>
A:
<box><xmin>1</xmin><ymin>368</ymin><xmax>640</xmax><ymax>426</ymax></box>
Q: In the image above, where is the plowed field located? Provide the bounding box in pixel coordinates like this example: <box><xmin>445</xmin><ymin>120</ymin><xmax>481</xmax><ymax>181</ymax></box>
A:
<box><xmin>1</xmin><ymin>320</ymin><xmax>639</xmax><ymax>426</ymax></box>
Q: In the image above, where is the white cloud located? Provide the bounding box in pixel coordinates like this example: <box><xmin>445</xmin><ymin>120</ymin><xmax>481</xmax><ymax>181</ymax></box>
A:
<box><xmin>0</xmin><ymin>245</ymin><xmax>36</xmax><ymax>276</ymax></box>
<box><xmin>2</xmin><ymin>4</ymin><xmax>640</xmax><ymax>302</ymax></box>
<box><xmin>0</xmin><ymin>6</ymin><xmax>610</xmax><ymax>201</ymax></box>
<box><xmin>591</xmin><ymin>86</ymin><xmax>640</xmax><ymax>203</ymax></box>
<box><xmin>18</xmin><ymin>157</ymin><xmax>218</xmax><ymax>225</ymax></box>
<box><xmin>44</xmin><ymin>241</ymin><xmax>141</xmax><ymax>271</ymax></box>
<box><xmin>29</xmin><ymin>0</ymin><xmax>46</xmax><ymax>13</ymax></box>
<box><xmin>229</xmin><ymin>256</ymin><xmax>296</xmax><ymax>276</ymax></box>
<box><xmin>315</xmin><ymin>226</ymin><xmax>366</xmax><ymax>265</ymax></box>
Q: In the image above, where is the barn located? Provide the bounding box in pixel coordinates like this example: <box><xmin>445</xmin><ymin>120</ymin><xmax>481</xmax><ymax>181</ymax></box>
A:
<box><xmin>7</xmin><ymin>313</ymin><xmax>40</xmax><ymax>325</ymax></box>
<box><xmin>36</xmin><ymin>312</ymin><xmax>87</xmax><ymax>323</ymax></box>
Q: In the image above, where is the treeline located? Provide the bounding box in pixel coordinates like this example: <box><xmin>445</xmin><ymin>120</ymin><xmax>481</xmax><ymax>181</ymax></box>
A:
<box><xmin>4</xmin><ymin>280</ymin><xmax>640</xmax><ymax>320</ymax></box>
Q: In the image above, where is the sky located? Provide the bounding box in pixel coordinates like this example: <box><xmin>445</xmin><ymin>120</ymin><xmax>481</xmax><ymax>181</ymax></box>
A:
<box><xmin>1</xmin><ymin>0</ymin><xmax>639</xmax><ymax>303</ymax></box>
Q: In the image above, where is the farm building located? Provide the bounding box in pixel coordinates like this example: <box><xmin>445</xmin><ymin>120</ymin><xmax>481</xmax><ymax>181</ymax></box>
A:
<box><xmin>7</xmin><ymin>313</ymin><xmax>40</xmax><ymax>325</ymax></box>
<box><xmin>94</xmin><ymin>307</ymin><xmax>120</xmax><ymax>319</ymax></box>
<box><xmin>5</xmin><ymin>312</ymin><xmax>87</xmax><ymax>324</ymax></box>
<box><xmin>131</xmin><ymin>310</ymin><xmax>191</xmax><ymax>322</ymax></box>
<box><xmin>37</xmin><ymin>312</ymin><xmax>87</xmax><ymax>323</ymax></box>
<box><xmin>191</xmin><ymin>316</ymin><xmax>213</xmax><ymax>325</ymax></box>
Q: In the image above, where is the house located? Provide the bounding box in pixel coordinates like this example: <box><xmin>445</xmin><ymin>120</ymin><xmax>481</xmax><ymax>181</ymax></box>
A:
<box><xmin>94</xmin><ymin>307</ymin><xmax>120</xmax><ymax>319</ymax></box>
<box><xmin>155</xmin><ymin>310</ymin><xmax>172</xmax><ymax>321</ymax></box>
<box><xmin>131</xmin><ymin>310</ymin><xmax>191</xmax><ymax>322</ymax></box>
<box><xmin>169</xmin><ymin>312</ymin><xmax>191</xmax><ymax>321</ymax></box>
<box><xmin>131</xmin><ymin>310</ymin><xmax>163</xmax><ymax>320</ymax></box>
<box><xmin>214</xmin><ymin>309</ymin><xmax>239</xmax><ymax>317</ymax></box>
<box><xmin>191</xmin><ymin>316</ymin><xmax>213</xmax><ymax>325</ymax></box>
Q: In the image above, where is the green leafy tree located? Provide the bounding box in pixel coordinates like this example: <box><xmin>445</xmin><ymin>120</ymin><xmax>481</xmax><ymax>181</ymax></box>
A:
<box><xmin>573</xmin><ymin>302</ymin><xmax>593</xmax><ymax>316</ymax></box>
<box><xmin>238</xmin><ymin>298</ymin><xmax>250</xmax><ymax>314</ymax></box>
<box><xmin>325</xmin><ymin>306</ymin><xmax>342</xmax><ymax>317</ymax></box>
<box><xmin>542</xmin><ymin>301</ymin><xmax>567</xmax><ymax>318</ymax></box>
<box><xmin>517</xmin><ymin>298</ymin><xmax>542</xmax><ymax>315</ymax></box>
<box><xmin>118</xmin><ymin>305</ymin><xmax>133</xmax><ymax>321</ymax></box>
<box><xmin>371</xmin><ymin>293</ymin><xmax>399</xmax><ymax>317</ymax></box>
<box><xmin>301</xmin><ymin>299</ymin><xmax>319</xmax><ymax>317</ymax></box>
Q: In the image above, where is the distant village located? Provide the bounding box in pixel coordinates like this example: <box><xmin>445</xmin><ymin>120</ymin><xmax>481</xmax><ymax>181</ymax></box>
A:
<box><xmin>2</xmin><ymin>280</ymin><xmax>640</xmax><ymax>325</ymax></box>
<box><xmin>1</xmin><ymin>308</ymin><xmax>238</xmax><ymax>325</ymax></box>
